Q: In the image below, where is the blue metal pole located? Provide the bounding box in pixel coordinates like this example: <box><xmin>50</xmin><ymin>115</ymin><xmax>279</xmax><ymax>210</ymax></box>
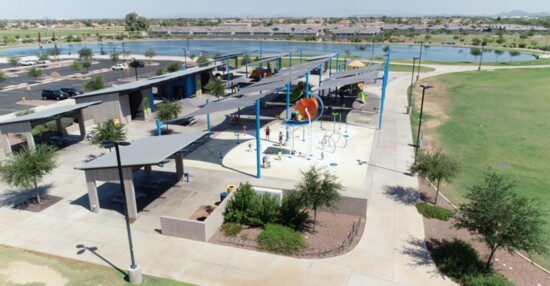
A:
<box><xmin>148</xmin><ymin>87</ymin><xmax>155</xmax><ymax>113</ymax></box>
<box><xmin>286</xmin><ymin>82</ymin><xmax>290</xmax><ymax>141</ymax></box>
<box><xmin>156</xmin><ymin>119</ymin><xmax>161</xmax><ymax>136</ymax></box>
<box><xmin>259</xmin><ymin>41</ymin><xmax>263</xmax><ymax>69</ymax></box>
<box><xmin>378</xmin><ymin>50</ymin><xmax>391</xmax><ymax>130</ymax></box>
<box><xmin>226</xmin><ymin>56</ymin><xmax>231</xmax><ymax>90</ymax></box>
<box><xmin>245</xmin><ymin>51</ymin><xmax>249</xmax><ymax>78</ymax></box>
<box><xmin>255</xmin><ymin>99</ymin><xmax>261</xmax><ymax>178</ymax></box>
<box><xmin>289</xmin><ymin>51</ymin><xmax>292</xmax><ymax>68</ymax></box>
<box><xmin>206</xmin><ymin>99</ymin><xmax>211</xmax><ymax>132</ymax></box>
<box><xmin>318</xmin><ymin>64</ymin><xmax>322</xmax><ymax>97</ymax></box>
<box><xmin>300</xmin><ymin>49</ymin><xmax>303</xmax><ymax>64</ymax></box>
<box><xmin>305</xmin><ymin>72</ymin><xmax>310</xmax><ymax>98</ymax></box>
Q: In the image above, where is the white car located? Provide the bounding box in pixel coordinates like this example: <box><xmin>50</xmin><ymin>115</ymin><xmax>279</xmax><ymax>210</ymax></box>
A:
<box><xmin>111</xmin><ymin>63</ymin><xmax>125</xmax><ymax>70</ymax></box>
<box><xmin>20</xmin><ymin>59</ymin><xmax>37</xmax><ymax>66</ymax></box>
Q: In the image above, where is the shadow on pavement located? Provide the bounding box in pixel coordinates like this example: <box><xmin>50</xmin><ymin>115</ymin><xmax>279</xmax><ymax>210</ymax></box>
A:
<box><xmin>383</xmin><ymin>185</ymin><xmax>419</xmax><ymax>206</ymax></box>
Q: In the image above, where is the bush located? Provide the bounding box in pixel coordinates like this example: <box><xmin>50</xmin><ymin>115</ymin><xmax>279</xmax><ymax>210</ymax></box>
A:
<box><xmin>257</xmin><ymin>224</ymin><xmax>307</xmax><ymax>255</ymax></box>
<box><xmin>31</xmin><ymin>125</ymin><xmax>48</xmax><ymax>137</ymax></box>
<box><xmin>416</xmin><ymin>203</ymin><xmax>454</xmax><ymax>221</ymax></box>
<box><xmin>431</xmin><ymin>239</ymin><xmax>487</xmax><ymax>282</ymax></box>
<box><xmin>253</xmin><ymin>193</ymin><xmax>280</xmax><ymax>227</ymax></box>
<box><xmin>221</xmin><ymin>223</ymin><xmax>242</xmax><ymax>236</ymax></box>
<box><xmin>463</xmin><ymin>274</ymin><xmax>513</xmax><ymax>286</ymax></box>
<box><xmin>224</xmin><ymin>182</ymin><xmax>281</xmax><ymax>227</ymax></box>
<box><xmin>279</xmin><ymin>191</ymin><xmax>308</xmax><ymax>230</ymax></box>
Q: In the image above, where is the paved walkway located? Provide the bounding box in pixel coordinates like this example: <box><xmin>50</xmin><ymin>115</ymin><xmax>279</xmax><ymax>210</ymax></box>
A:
<box><xmin>0</xmin><ymin>63</ymin><xmax>476</xmax><ymax>285</ymax></box>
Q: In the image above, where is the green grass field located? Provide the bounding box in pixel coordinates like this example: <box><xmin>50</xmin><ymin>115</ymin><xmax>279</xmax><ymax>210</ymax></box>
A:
<box><xmin>0</xmin><ymin>27</ymin><xmax>125</xmax><ymax>39</ymax></box>
<box><xmin>0</xmin><ymin>245</ymin><xmax>194</xmax><ymax>286</ymax></box>
<box><xmin>417</xmin><ymin>68</ymin><xmax>550</xmax><ymax>268</ymax></box>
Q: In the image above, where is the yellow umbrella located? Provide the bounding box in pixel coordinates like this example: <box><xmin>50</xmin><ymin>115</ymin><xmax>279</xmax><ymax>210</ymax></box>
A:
<box><xmin>347</xmin><ymin>60</ymin><xmax>365</xmax><ymax>68</ymax></box>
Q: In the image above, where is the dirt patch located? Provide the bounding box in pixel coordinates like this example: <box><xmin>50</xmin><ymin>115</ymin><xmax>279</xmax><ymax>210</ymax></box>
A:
<box><xmin>210</xmin><ymin>211</ymin><xmax>365</xmax><ymax>258</ymax></box>
<box><xmin>413</xmin><ymin>78</ymin><xmax>452</xmax><ymax>152</ymax></box>
<box><xmin>14</xmin><ymin>194</ymin><xmax>62</xmax><ymax>212</ymax></box>
<box><xmin>189</xmin><ymin>205</ymin><xmax>215</xmax><ymax>221</ymax></box>
<box><xmin>1</xmin><ymin>261</ymin><xmax>68</xmax><ymax>286</ymax></box>
<box><xmin>418</xmin><ymin>177</ymin><xmax>550</xmax><ymax>286</ymax></box>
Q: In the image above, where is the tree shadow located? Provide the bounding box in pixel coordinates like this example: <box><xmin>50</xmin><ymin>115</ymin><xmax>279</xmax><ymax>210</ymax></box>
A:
<box><xmin>400</xmin><ymin>236</ymin><xmax>449</xmax><ymax>279</ymax></box>
<box><xmin>0</xmin><ymin>183</ymin><xmax>54</xmax><ymax>208</ymax></box>
<box><xmin>383</xmin><ymin>185</ymin><xmax>419</xmax><ymax>206</ymax></box>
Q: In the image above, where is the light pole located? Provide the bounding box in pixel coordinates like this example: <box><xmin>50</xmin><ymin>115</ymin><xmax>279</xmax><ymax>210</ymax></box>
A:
<box><xmin>182</xmin><ymin>48</ymin><xmax>188</xmax><ymax>70</ymax></box>
<box><xmin>415</xmin><ymin>85</ymin><xmax>432</xmax><ymax>163</ymax></box>
<box><xmin>104</xmin><ymin>140</ymin><xmax>142</xmax><ymax>284</ymax></box>
<box><xmin>409</xmin><ymin>57</ymin><xmax>418</xmax><ymax>112</ymax></box>
<box><xmin>478</xmin><ymin>42</ymin><xmax>486</xmax><ymax>71</ymax></box>
<box><xmin>416</xmin><ymin>42</ymin><xmax>424</xmax><ymax>81</ymax></box>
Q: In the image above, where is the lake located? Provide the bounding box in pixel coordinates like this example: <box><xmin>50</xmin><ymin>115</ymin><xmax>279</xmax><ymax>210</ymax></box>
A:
<box><xmin>0</xmin><ymin>39</ymin><xmax>534</xmax><ymax>62</ymax></box>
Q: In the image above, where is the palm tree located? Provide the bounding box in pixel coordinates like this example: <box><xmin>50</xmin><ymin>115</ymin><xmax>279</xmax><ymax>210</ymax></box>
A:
<box><xmin>470</xmin><ymin>47</ymin><xmax>482</xmax><ymax>63</ymax></box>
<box><xmin>0</xmin><ymin>144</ymin><xmax>57</xmax><ymax>204</ymax></box>
<box><xmin>494</xmin><ymin>50</ymin><xmax>504</xmax><ymax>61</ymax></box>
<box><xmin>411</xmin><ymin>150</ymin><xmax>461</xmax><ymax>204</ymax></box>
<box><xmin>89</xmin><ymin>120</ymin><xmax>127</xmax><ymax>150</ymax></box>
<box><xmin>155</xmin><ymin>100</ymin><xmax>181</xmax><ymax>133</ymax></box>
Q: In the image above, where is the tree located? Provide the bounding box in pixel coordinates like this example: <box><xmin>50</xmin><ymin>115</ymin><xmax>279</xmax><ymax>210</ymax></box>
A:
<box><xmin>0</xmin><ymin>70</ymin><xmax>7</xmax><ymax>84</ymax></box>
<box><xmin>509</xmin><ymin>50</ymin><xmax>520</xmax><ymax>63</ymax></box>
<box><xmin>84</xmin><ymin>77</ymin><xmax>105</xmax><ymax>92</ymax></box>
<box><xmin>411</xmin><ymin>150</ymin><xmax>461</xmax><ymax>204</ymax></box>
<box><xmin>0</xmin><ymin>144</ymin><xmax>57</xmax><ymax>204</ymax></box>
<box><xmin>27</xmin><ymin>67</ymin><xmax>43</xmax><ymax>81</ymax></box>
<box><xmin>382</xmin><ymin>45</ymin><xmax>390</xmax><ymax>53</ymax></box>
<box><xmin>496</xmin><ymin>36</ymin><xmax>506</xmax><ymax>46</ymax></box>
<box><xmin>356</xmin><ymin>44</ymin><xmax>366</xmax><ymax>56</ymax></box>
<box><xmin>89</xmin><ymin>120</ymin><xmax>127</xmax><ymax>149</ymax></box>
<box><xmin>205</xmin><ymin>78</ymin><xmax>225</xmax><ymax>99</ymax></box>
<box><xmin>166</xmin><ymin>62</ymin><xmax>182</xmax><ymax>73</ymax></box>
<box><xmin>124</xmin><ymin>12</ymin><xmax>149</xmax><ymax>31</ymax></box>
<box><xmin>145</xmin><ymin>49</ymin><xmax>156</xmax><ymax>63</ymax></box>
<box><xmin>71</xmin><ymin>60</ymin><xmax>84</xmax><ymax>73</ymax></box>
<box><xmin>455</xmin><ymin>171</ymin><xmax>548</xmax><ymax>270</ymax></box>
<box><xmin>77</xmin><ymin>47</ymin><xmax>93</xmax><ymax>64</ymax></box>
<box><xmin>470</xmin><ymin>47</ymin><xmax>482</xmax><ymax>63</ymax></box>
<box><xmin>295</xmin><ymin>166</ymin><xmax>342</xmax><ymax>228</ymax></box>
<box><xmin>8</xmin><ymin>56</ymin><xmax>20</xmax><ymax>69</ymax></box>
<box><xmin>196</xmin><ymin>55</ymin><xmax>209</xmax><ymax>67</ymax></box>
<box><xmin>81</xmin><ymin>59</ymin><xmax>92</xmax><ymax>73</ymax></box>
<box><xmin>109</xmin><ymin>53</ymin><xmax>119</xmax><ymax>63</ymax></box>
<box><xmin>37</xmin><ymin>53</ymin><xmax>49</xmax><ymax>63</ymax></box>
<box><xmin>47</xmin><ymin>46</ymin><xmax>60</xmax><ymax>61</ymax></box>
<box><xmin>155</xmin><ymin>99</ymin><xmax>181</xmax><ymax>132</ymax></box>
<box><xmin>494</xmin><ymin>49</ymin><xmax>504</xmax><ymax>61</ymax></box>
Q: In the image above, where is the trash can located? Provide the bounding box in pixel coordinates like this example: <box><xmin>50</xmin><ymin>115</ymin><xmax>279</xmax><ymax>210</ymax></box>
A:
<box><xmin>227</xmin><ymin>185</ymin><xmax>236</xmax><ymax>193</ymax></box>
<box><xmin>220</xmin><ymin>191</ymin><xmax>228</xmax><ymax>202</ymax></box>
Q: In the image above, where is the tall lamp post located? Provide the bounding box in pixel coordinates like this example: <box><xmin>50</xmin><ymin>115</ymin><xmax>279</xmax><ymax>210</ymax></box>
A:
<box><xmin>409</xmin><ymin>57</ymin><xmax>419</xmax><ymax>112</ymax></box>
<box><xmin>182</xmin><ymin>48</ymin><xmax>188</xmax><ymax>70</ymax></box>
<box><xmin>104</xmin><ymin>140</ymin><xmax>142</xmax><ymax>285</ymax></box>
<box><xmin>415</xmin><ymin>85</ymin><xmax>432</xmax><ymax>163</ymax></box>
<box><xmin>416</xmin><ymin>42</ymin><xmax>424</xmax><ymax>81</ymax></box>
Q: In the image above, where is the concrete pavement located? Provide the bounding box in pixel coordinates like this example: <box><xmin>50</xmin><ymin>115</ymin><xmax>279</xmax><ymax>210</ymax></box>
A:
<box><xmin>0</xmin><ymin>64</ymin><xmax>461</xmax><ymax>285</ymax></box>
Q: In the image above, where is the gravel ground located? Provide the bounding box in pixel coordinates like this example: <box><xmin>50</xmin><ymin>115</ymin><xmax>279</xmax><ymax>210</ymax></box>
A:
<box><xmin>419</xmin><ymin>179</ymin><xmax>550</xmax><ymax>286</ymax></box>
<box><xmin>210</xmin><ymin>211</ymin><xmax>365</xmax><ymax>258</ymax></box>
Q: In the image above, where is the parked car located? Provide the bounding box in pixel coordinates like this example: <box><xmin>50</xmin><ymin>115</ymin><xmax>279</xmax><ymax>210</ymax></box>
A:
<box><xmin>20</xmin><ymin>59</ymin><xmax>37</xmax><ymax>66</ymax></box>
<box><xmin>41</xmin><ymin>89</ymin><xmax>69</xmax><ymax>100</ymax></box>
<box><xmin>129</xmin><ymin>60</ymin><xmax>145</xmax><ymax>68</ymax></box>
<box><xmin>36</xmin><ymin>59</ymin><xmax>50</xmax><ymax>65</ymax></box>
<box><xmin>111</xmin><ymin>63</ymin><xmax>125</xmax><ymax>70</ymax></box>
<box><xmin>60</xmin><ymin>87</ymin><xmax>83</xmax><ymax>96</ymax></box>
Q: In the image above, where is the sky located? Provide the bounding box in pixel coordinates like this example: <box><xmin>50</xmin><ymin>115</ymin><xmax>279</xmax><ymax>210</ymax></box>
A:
<box><xmin>0</xmin><ymin>0</ymin><xmax>547</xmax><ymax>19</ymax></box>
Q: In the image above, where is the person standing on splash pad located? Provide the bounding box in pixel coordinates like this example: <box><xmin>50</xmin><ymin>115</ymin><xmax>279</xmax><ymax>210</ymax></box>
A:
<box><xmin>265</xmin><ymin>126</ymin><xmax>271</xmax><ymax>140</ymax></box>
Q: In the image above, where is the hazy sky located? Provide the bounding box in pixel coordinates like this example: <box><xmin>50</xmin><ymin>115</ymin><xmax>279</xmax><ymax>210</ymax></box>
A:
<box><xmin>1</xmin><ymin>0</ymin><xmax>546</xmax><ymax>19</ymax></box>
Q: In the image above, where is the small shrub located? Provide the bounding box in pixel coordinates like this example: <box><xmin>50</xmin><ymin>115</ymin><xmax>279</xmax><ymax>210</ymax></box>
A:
<box><xmin>416</xmin><ymin>203</ymin><xmax>454</xmax><ymax>221</ymax></box>
<box><xmin>251</xmin><ymin>193</ymin><xmax>280</xmax><ymax>227</ymax></box>
<box><xmin>431</xmin><ymin>239</ymin><xmax>487</xmax><ymax>282</ymax></box>
<box><xmin>31</xmin><ymin>125</ymin><xmax>48</xmax><ymax>137</ymax></box>
<box><xmin>221</xmin><ymin>223</ymin><xmax>242</xmax><ymax>236</ymax></box>
<box><xmin>463</xmin><ymin>274</ymin><xmax>513</xmax><ymax>286</ymax></box>
<box><xmin>279</xmin><ymin>191</ymin><xmax>308</xmax><ymax>230</ymax></box>
<box><xmin>15</xmin><ymin>108</ymin><xmax>34</xmax><ymax>117</ymax></box>
<box><xmin>224</xmin><ymin>182</ymin><xmax>261</xmax><ymax>225</ymax></box>
<box><xmin>257</xmin><ymin>224</ymin><xmax>307</xmax><ymax>255</ymax></box>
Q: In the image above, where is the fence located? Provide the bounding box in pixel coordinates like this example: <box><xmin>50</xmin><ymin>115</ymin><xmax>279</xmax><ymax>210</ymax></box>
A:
<box><xmin>217</xmin><ymin>216</ymin><xmax>363</xmax><ymax>258</ymax></box>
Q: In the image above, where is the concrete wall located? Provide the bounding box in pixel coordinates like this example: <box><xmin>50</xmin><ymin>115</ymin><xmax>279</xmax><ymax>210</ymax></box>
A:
<box><xmin>77</xmin><ymin>93</ymin><xmax>124</xmax><ymax>124</ymax></box>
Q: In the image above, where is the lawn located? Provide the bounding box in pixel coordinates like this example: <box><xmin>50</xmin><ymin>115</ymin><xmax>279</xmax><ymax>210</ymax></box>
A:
<box><xmin>0</xmin><ymin>245</ymin><xmax>194</xmax><ymax>286</ymax></box>
<box><xmin>0</xmin><ymin>27</ymin><xmax>125</xmax><ymax>40</ymax></box>
<box><xmin>414</xmin><ymin>68</ymin><xmax>550</xmax><ymax>268</ymax></box>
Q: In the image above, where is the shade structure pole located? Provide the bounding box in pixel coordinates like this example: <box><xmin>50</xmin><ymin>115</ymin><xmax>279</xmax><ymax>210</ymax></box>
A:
<box><xmin>378</xmin><ymin>50</ymin><xmax>390</xmax><ymax>130</ymax></box>
<box><xmin>255</xmin><ymin>99</ymin><xmax>261</xmax><ymax>178</ymax></box>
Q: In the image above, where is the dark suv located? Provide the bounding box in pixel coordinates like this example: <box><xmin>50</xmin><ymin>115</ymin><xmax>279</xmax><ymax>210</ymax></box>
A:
<box><xmin>60</xmin><ymin>87</ymin><xmax>83</xmax><ymax>96</ymax></box>
<box><xmin>42</xmin><ymin>89</ymin><xmax>69</xmax><ymax>100</ymax></box>
<box><xmin>129</xmin><ymin>60</ymin><xmax>145</xmax><ymax>68</ymax></box>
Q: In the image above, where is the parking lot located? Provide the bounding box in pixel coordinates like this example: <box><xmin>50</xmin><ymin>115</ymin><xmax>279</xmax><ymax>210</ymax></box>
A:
<box><xmin>0</xmin><ymin>59</ymin><xmax>176</xmax><ymax>115</ymax></box>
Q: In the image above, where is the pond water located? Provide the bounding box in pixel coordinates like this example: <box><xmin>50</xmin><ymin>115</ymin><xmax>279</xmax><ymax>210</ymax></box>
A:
<box><xmin>0</xmin><ymin>39</ymin><xmax>534</xmax><ymax>62</ymax></box>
